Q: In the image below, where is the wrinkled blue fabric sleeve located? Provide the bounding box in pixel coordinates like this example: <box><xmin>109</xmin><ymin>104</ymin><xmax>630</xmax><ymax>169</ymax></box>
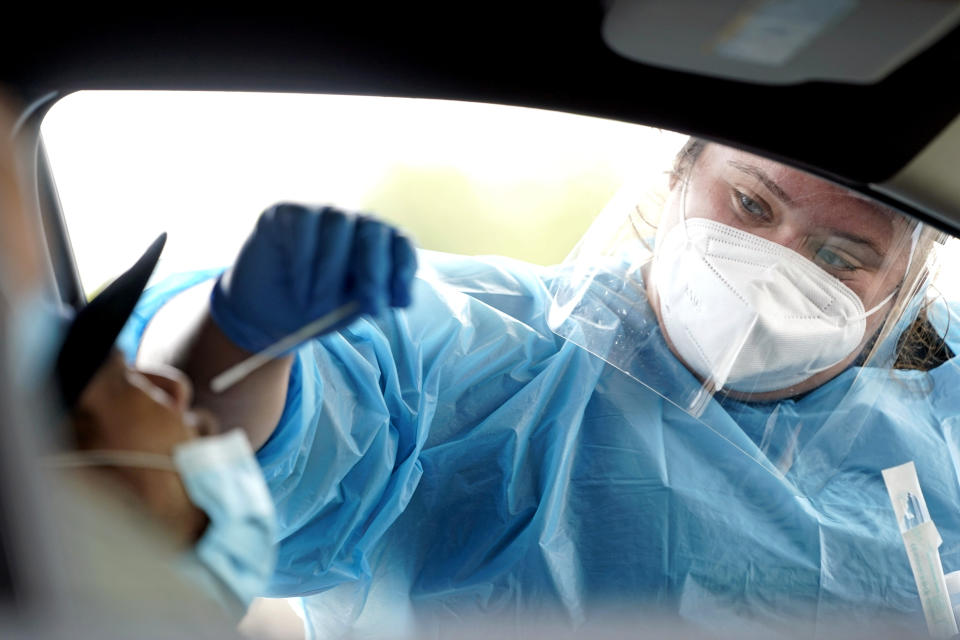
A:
<box><xmin>258</xmin><ymin>252</ymin><xmax>561</xmax><ymax>597</ymax></box>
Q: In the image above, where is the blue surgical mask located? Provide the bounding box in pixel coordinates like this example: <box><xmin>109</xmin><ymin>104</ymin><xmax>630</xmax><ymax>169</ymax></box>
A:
<box><xmin>172</xmin><ymin>429</ymin><xmax>277</xmax><ymax>609</ymax></box>
<box><xmin>46</xmin><ymin>428</ymin><xmax>277</xmax><ymax>612</ymax></box>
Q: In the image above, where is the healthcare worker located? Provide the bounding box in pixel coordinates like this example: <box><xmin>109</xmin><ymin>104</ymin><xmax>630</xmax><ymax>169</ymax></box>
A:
<box><xmin>130</xmin><ymin>138</ymin><xmax>960</xmax><ymax>639</ymax></box>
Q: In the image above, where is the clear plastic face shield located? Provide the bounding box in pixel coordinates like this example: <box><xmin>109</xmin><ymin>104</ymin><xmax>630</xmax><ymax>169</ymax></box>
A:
<box><xmin>549</xmin><ymin>137</ymin><xmax>948</xmax><ymax>476</ymax></box>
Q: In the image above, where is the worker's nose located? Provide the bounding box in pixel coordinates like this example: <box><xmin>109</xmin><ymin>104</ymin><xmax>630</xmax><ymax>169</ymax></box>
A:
<box><xmin>755</xmin><ymin>225</ymin><xmax>808</xmax><ymax>256</ymax></box>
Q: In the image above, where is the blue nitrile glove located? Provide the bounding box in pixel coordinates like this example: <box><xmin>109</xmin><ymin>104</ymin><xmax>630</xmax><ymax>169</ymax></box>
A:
<box><xmin>210</xmin><ymin>203</ymin><xmax>418</xmax><ymax>354</ymax></box>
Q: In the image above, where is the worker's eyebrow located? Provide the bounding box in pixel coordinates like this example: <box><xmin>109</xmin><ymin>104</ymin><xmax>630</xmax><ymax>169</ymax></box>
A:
<box><xmin>728</xmin><ymin>161</ymin><xmax>793</xmax><ymax>204</ymax></box>
<box><xmin>828</xmin><ymin>229</ymin><xmax>885</xmax><ymax>259</ymax></box>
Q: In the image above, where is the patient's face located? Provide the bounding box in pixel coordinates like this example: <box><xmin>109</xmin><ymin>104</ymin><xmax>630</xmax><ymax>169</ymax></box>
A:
<box><xmin>71</xmin><ymin>351</ymin><xmax>219</xmax><ymax>545</ymax></box>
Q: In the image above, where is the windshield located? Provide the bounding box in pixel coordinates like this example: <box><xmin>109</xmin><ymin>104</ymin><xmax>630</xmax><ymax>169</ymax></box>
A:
<box><xmin>38</xmin><ymin>91</ymin><xmax>960</xmax><ymax>639</ymax></box>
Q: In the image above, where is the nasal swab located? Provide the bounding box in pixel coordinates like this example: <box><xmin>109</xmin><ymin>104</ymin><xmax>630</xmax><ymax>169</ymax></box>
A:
<box><xmin>210</xmin><ymin>301</ymin><xmax>360</xmax><ymax>393</ymax></box>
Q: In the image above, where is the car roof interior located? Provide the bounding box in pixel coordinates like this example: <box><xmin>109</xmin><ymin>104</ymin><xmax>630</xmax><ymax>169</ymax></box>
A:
<box><xmin>4</xmin><ymin>7</ymin><xmax>960</xmax><ymax>192</ymax></box>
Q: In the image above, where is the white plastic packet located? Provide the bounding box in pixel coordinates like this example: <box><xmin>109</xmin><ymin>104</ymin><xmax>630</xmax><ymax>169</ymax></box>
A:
<box><xmin>882</xmin><ymin>461</ymin><xmax>958</xmax><ymax>638</ymax></box>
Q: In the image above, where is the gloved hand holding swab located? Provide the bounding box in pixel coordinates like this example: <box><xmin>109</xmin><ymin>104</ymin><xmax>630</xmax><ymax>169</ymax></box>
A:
<box><xmin>210</xmin><ymin>301</ymin><xmax>359</xmax><ymax>393</ymax></box>
<box><xmin>205</xmin><ymin>204</ymin><xmax>418</xmax><ymax>394</ymax></box>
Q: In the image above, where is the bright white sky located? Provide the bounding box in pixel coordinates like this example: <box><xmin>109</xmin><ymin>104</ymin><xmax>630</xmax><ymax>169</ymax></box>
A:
<box><xmin>41</xmin><ymin>90</ymin><xmax>960</xmax><ymax>311</ymax></box>
<box><xmin>41</xmin><ymin>91</ymin><xmax>686</xmax><ymax>293</ymax></box>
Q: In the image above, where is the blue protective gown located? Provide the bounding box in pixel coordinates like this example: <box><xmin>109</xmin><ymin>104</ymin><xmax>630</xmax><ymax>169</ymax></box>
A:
<box><xmin>119</xmin><ymin>251</ymin><xmax>960</xmax><ymax>638</ymax></box>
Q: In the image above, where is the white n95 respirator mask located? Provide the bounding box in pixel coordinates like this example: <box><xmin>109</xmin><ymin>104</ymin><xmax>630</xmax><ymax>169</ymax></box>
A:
<box><xmin>172</xmin><ymin>428</ymin><xmax>277</xmax><ymax>609</ymax></box>
<box><xmin>650</xmin><ymin>218</ymin><xmax>894</xmax><ymax>394</ymax></box>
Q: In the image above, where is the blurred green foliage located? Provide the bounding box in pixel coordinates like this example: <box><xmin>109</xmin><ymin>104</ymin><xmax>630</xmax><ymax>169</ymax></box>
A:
<box><xmin>361</xmin><ymin>163</ymin><xmax>624</xmax><ymax>266</ymax></box>
<box><xmin>84</xmin><ymin>164</ymin><xmax>624</xmax><ymax>300</ymax></box>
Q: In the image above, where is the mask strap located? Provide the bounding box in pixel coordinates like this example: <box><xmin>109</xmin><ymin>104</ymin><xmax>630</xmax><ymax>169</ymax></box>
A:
<box><xmin>44</xmin><ymin>449</ymin><xmax>176</xmax><ymax>471</ymax></box>
<box><xmin>862</xmin><ymin>288</ymin><xmax>899</xmax><ymax>318</ymax></box>
<box><xmin>856</xmin><ymin>222</ymin><xmax>923</xmax><ymax>321</ymax></box>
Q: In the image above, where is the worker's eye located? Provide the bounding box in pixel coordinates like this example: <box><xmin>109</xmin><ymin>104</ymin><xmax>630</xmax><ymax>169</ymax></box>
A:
<box><xmin>814</xmin><ymin>246</ymin><xmax>860</xmax><ymax>272</ymax></box>
<box><xmin>732</xmin><ymin>189</ymin><xmax>772</xmax><ymax>223</ymax></box>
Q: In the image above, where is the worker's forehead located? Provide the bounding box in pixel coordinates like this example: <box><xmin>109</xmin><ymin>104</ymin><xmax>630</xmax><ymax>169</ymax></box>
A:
<box><xmin>697</xmin><ymin>145</ymin><xmax>909</xmax><ymax>240</ymax></box>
